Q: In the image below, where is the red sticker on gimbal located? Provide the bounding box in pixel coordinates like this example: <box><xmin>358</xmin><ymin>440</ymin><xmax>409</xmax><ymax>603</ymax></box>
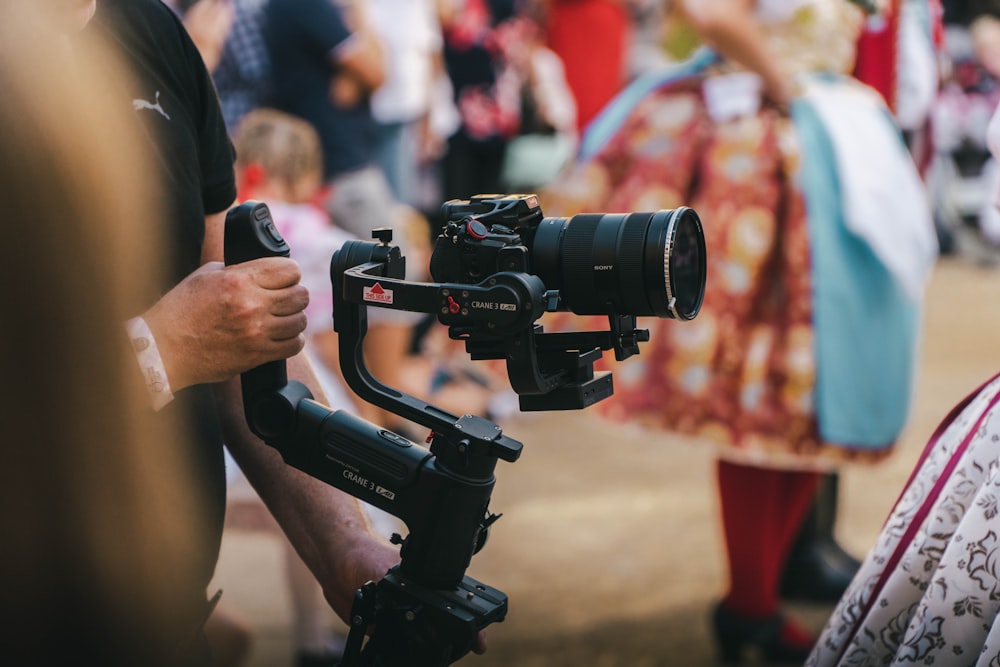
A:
<box><xmin>363</xmin><ymin>282</ymin><xmax>394</xmax><ymax>305</ymax></box>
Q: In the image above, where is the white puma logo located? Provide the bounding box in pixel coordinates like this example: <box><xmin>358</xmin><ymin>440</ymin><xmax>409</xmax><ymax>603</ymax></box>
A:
<box><xmin>132</xmin><ymin>90</ymin><xmax>170</xmax><ymax>120</ymax></box>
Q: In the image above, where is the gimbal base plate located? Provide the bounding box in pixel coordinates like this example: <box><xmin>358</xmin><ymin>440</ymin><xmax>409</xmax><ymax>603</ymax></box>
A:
<box><xmin>340</xmin><ymin>568</ymin><xmax>507</xmax><ymax>667</ymax></box>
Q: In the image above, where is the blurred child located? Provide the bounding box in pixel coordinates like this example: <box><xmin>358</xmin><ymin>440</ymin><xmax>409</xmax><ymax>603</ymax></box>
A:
<box><xmin>234</xmin><ymin>108</ymin><xmax>362</xmax><ymax>414</ymax></box>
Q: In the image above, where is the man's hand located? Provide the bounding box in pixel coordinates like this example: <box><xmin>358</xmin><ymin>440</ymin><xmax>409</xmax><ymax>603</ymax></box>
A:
<box><xmin>144</xmin><ymin>257</ymin><xmax>308</xmax><ymax>391</ymax></box>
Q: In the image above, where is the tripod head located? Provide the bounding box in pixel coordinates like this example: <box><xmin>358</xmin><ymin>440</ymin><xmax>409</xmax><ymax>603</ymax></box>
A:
<box><xmin>224</xmin><ymin>195</ymin><xmax>706</xmax><ymax>666</ymax></box>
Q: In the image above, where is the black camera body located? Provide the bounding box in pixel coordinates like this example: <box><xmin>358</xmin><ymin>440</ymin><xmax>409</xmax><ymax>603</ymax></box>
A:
<box><xmin>430</xmin><ymin>194</ymin><xmax>543</xmax><ymax>282</ymax></box>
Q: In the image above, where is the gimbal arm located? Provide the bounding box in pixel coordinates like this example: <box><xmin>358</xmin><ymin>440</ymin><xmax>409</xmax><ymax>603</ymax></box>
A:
<box><xmin>330</xmin><ymin>239</ymin><xmax>530</xmax><ymax>589</ymax></box>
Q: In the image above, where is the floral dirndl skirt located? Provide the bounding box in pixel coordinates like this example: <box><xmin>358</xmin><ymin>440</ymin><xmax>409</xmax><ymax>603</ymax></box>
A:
<box><xmin>539</xmin><ymin>58</ymin><xmax>925</xmax><ymax>469</ymax></box>
<box><xmin>807</xmin><ymin>372</ymin><xmax>1000</xmax><ymax>666</ymax></box>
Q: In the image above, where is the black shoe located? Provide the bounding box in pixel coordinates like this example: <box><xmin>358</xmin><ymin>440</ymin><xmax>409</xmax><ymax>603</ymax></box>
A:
<box><xmin>780</xmin><ymin>473</ymin><xmax>861</xmax><ymax>603</ymax></box>
<box><xmin>779</xmin><ymin>536</ymin><xmax>860</xmax><ymax>603</ymax></box>
<box><xmin>711</xmin><ymin>603</ymin><xmax>815</xmax><ymax>664</ymax></box>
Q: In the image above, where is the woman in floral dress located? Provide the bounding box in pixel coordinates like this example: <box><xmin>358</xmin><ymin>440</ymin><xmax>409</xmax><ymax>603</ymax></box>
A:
<box><xmin>541</xmin><ymin>0</ymin><xmax>938</xmax><ymax>662</ymax></box>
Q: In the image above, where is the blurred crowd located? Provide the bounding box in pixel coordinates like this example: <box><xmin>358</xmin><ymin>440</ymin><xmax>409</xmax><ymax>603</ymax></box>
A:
<box><xmin>170</xmin><ymin>0</ymin><xmax>1000</xmax><ymax>269</ymax></box>
<box><xmin>158</xmin><ymin>0</ymin><xmax>1000</xmax><ymax>665</ymax></box>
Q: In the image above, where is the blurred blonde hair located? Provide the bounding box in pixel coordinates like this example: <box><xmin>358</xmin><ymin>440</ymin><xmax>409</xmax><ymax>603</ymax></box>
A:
<box><xmin>233</xmin><ymin>107</ymin><xmax>324</xmax><ymax>193</ymax></box>
<box><xmin>0</xmin><ymin>4</ymin><xmax>207</xmax><ymax>662</ymax></box>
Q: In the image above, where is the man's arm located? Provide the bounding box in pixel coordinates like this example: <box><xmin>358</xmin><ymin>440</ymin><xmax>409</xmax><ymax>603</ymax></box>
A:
<box><xmin>213</xmin><ymin>355</ymin><xmax>398</xmax><ymax>622</ymax></box>
<box><xmin>334</xmin><ymin>27</ymin><xmax>385</xmax><ymax>95</ymax></box>
<box><xmin>328</xmin><ymin>1</ymin><xmax>385</xmax><ymax>107</ymax></box>
<box><xmin>674</xmin><ymin>0</ymin><xmax>793</xmax><ymax>110</ymax></box>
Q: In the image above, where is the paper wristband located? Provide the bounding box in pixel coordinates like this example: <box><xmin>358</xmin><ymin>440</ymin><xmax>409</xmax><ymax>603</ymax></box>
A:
<box><xmin>125</xmin><ymin>316</ymin><xmax>174</xmax><ymax>411</ymax></box>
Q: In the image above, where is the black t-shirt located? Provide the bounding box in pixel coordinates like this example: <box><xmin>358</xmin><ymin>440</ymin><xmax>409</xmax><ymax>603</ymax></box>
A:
<box><xmin>90</xmin><ymin>0</ymin><xmax>237</xmax><ymax>662</ymax></box>
<box><xmin>96</xmin><ymin>0</ymin><xmax>236</xmax><ymax>281</ymax></box>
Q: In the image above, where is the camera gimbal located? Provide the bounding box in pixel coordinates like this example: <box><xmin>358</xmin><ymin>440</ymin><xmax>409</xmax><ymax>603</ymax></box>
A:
<box><xmin>223</xmin><ymin>194</ymin><xmax>703</xmax><ymax>666</ymax></box>
<box><xmin>225</xmin><ymin>202</ymin><xmax>525</xmax><ymax>666</ymax></box>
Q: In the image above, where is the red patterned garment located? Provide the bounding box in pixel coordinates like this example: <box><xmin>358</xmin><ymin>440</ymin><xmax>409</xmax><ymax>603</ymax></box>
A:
<box><xmin>529</xmin><ymin>0</ymin><xmax>934</xmax><ymax>470</ymax></box>
<box><xmin>541</xmin><ymin>83</ymin><xmax>846</xmax><ymax>466</ymax></box>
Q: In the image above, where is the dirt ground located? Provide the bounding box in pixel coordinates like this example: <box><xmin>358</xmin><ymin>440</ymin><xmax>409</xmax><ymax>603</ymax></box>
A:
<box><xmin>212</xmin><ymin>256</ymin><xmax>1000</xmax><ymax>667</ymax></box>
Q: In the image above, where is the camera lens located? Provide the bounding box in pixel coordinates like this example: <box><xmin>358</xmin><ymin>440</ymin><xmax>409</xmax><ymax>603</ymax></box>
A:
<box><xmin>530</xmin><ymin>207</ymin><xmax>706</xmax><ymax>320</ymax></box>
